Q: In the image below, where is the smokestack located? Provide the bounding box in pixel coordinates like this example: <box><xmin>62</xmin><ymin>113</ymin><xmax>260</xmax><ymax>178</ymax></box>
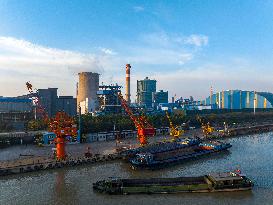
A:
<box><xmin>210</xmin><ymin>86</ymin><xmax>213</xmax><ymax>105</ymax></box>
<box><xmin>125</xmin><ymin>64</ymin><xmax>131</xmax><ymax>104</ymax></box>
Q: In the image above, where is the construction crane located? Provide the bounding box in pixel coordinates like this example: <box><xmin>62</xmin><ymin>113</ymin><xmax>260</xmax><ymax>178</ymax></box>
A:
<box><xmin>197</xmin><ymin>115</ymin><xmax>215</xmax><ymax>137</ymax></box>
<box><xmin>117</xmin><ymin>92</ymin><xmax>155</xmax><ymax>145</ymax></box>
<box><xmin>165</xmin><ymin>111</ymin><xmax>184</xmax><ymax>140</ymax></box>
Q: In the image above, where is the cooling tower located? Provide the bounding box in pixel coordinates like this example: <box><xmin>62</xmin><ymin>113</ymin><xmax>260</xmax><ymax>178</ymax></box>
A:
<box><xmin>77</xmin><ymin>72</ymin><xmax>99</xmax><ymax>112</ymax></box>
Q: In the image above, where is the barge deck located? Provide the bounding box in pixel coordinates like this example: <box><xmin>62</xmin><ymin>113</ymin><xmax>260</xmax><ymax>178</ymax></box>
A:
<box><xmin>93</xmin><ymin>171</ymin><xmax>253</xmax><ymax>194</ymax></box>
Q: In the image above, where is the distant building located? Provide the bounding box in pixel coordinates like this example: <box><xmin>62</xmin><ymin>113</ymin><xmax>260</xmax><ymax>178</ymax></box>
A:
<box><xmin>97</xmin><ymin>84</ymin><xmax>122</xmax><ymax>114</ymax></box>
<box><xmin>0</xmin><ymin>97</ymin><xmax>32</xmax><ymax>113</ymax></box>
<box><xmin>38</xmin><ymin>88</ymin><xmax>58</xmax><ymax>117</ymax></box>
<box><xmin>0</xmin><ymin>97</ymin><xmax>33</xmax><ymax>130</ymax></box>
<box><xmin>204</xmin><ymin>90</ymin><xmax>273</xmax><ymax>109</ymax></box>
<box><xmin>38</xmin><ymin>88</ymin><xmax>77</xmax><ymax>117</ymax></box>
<box><xmin>153</xmin><ymin>90</ymin><xmax>168</xmax><ymax>107</ymax></box>
<box><xmin>57</xmin><ymin>96</ymin><xmax>77</xmax><ymax>116</ymax></box>
<box><xmin>137</xmin><ymin>77</ymin><xmax>156</xmax><ymax>108</ymax></box>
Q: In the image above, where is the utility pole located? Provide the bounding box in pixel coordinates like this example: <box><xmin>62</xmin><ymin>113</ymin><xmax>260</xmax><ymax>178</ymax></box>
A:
<box><xmin>78</xmin><ymin>106</ymin><xmax>82</xmax><ymax>140</ymax></box>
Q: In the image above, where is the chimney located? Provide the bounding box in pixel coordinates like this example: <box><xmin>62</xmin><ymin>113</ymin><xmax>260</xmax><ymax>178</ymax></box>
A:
<box><xmin>125</xmin><ymin>64</ymin><xmax>131</xmax><ymax>104</ymax></box>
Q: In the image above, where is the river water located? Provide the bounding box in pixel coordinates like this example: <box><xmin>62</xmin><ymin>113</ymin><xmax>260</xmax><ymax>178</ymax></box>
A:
<box><xmin>1</xmin><ymin>133</ymin><xmax>273</xmax><ymax>205</ymax></box>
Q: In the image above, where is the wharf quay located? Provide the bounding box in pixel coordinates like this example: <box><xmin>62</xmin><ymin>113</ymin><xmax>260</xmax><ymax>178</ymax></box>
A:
<box><xmin>1</xmin><ymin>124</ymin><xmax>273</xmax><ymax>177</ymax></box>
<box><xmin>227</xmin><ymin>123</ymin><xmax>273</xmax><ymax>137</ymax></box>
<box><xmin>0</xmin><ymin>153</ymin><xmax>122</xmax><ymax>177</ymax></box>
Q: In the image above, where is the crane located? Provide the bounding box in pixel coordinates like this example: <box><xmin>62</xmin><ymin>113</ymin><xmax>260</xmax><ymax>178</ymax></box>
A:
<box><xmin>26</xmin><ymin>81</ymin><xmax>48</xmax><ymax>121</ymax></box>
<box><xmin>26</xmin><ymin>82</ymin><xmax>77</xmax><ymax>160</ymax></box>
<box><xmin>165</xmin><ymin>111</ymin><xmax>184</xmax><ymax>140</ymax></box>
<box><xmin>196</xmin><ymin>115</ymin><xmax>214</xmax><ymax>137</ymax></box>
<box><xmin>48</xmin><ymin>112</ymin><xmax>77</xmax><ymax>160</ymax></box>
<box><xmin>117</xmin><ymin>92</ymin><xmax>155</xmax><ymax>145</ymax></box>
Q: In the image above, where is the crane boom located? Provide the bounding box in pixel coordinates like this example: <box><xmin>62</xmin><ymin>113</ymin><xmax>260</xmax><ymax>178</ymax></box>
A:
<box><xmin>197</xmin><ymin>115</ymin><xmax>214</xmax><ymax>137</ymax></box>
<box><xmin>165</xmin><ymin>111</ymin><xmax>183</xmax><ymax>139</ymax></box>
<box><xmin>26</xmin><ymin>81</ymin><xmax>48</xmax><ymax>121</ymax></box>
<box><xmin>117</xmin><ymin>93</ymin><xmax>155</xmax><ymax>145</ymax></box>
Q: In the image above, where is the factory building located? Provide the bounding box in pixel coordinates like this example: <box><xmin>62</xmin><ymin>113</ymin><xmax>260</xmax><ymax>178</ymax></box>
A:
<box><xmin>0</xmin><ymin>97</ymin><xmax>32</xmax><ymax>113</ymax></box>
<box><xmin>153</xmin><ymin>90</ymin><xmax>168</xmax><ymax>107</ymax></box>
<box><xmin>137</xmin><ymin>77</ymin><xmax>156</xmax><ymax>108</ymax></box>
<box><xmin>56</xmin><ymin>96</ymin><xmax>77</xmax><ymax>116</ymax></box>
<box><xmin>97</xmin><ymin>84</ymin><xmax>122</xmax><ymax>114</ymax></box>
<box><xmin>0</xmin><ymin>97</ymin><xmax>33</xmax><ymax>130</ymax></box>
<box><xmin>77</xmin><ymin>72</ymin><xmax>99</xmax><ymax>114</ymax></box>
<box><xmin>205</xmin><ymin>90</ymin><xmax>273</xmax><ymax>109</ymax></box>
<box><xmin>37</xmin><ymin>88</ymin><xmax>77</xmax><ymax>117</ymax></box>
<box><xmin>38</xmin><ymin>88</ymin><xmax>58</xmax><ymax>117</ymax></box>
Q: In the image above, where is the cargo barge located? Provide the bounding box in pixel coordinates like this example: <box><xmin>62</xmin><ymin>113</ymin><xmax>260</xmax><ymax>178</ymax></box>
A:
<box><xmin>130</xmin><ymin>141</ymin><xmax>232</xmax><ymax>169</ymax></box>
<box><xmin>93</xmin><ymin>171</ymin><xmax>253</xmax><ymax>194</ymax></box>
<box><xmin>120</xmin><ymin>138</ymin><xmax>200</xmax><ymax>160</ymax></box>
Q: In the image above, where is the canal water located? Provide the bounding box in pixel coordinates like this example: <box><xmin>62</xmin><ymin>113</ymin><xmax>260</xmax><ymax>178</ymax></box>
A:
<box><xmin>1</xmin><ymin>133</ymin><xmax>273</xmax><ymax>205</ymax></box>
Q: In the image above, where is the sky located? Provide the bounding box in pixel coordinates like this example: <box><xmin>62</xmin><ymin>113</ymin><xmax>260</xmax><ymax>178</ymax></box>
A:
<box><xmin>0</xmin><ymin>0</ymin><xmax>273</xmax><ymax>101</ymax></box>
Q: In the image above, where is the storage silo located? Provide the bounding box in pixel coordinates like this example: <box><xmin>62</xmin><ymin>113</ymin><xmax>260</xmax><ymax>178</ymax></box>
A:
<box><xmin>77</xmin><ymin>72</ymin><xmax>99</xmax><ymax>113</ymax></box>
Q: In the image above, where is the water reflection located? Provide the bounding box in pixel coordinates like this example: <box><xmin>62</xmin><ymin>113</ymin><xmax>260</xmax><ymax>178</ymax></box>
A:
<box><xmin>53</xmin><ymin>170</ymin><xmax>78</xmax><ymax>205</ymax></box>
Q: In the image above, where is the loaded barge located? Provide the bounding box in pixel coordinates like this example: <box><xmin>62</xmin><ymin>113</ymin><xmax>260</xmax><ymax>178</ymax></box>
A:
<box><xmin>130</xmin><ymin>141</ymin><xmax>232</xmax><ymax>169</ymax></box>
<box><xmin>120</xmin><ymin>138</ymin><xmax>201</xmax><ymax>160</ymax></box>
<box><xmin>93</xmin><ymin>171</ymin><xmax>253</xmax><ymax>194</ymax></box>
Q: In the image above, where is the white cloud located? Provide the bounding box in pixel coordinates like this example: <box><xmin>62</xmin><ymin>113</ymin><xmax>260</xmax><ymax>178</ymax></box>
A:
<box><xmin>184</xmin><ymin>34</ymin><xmax>209</xmax><ymax>47</ymax></box>
<box><xmin>0</xmin><ymin>36</ymin><xmax>103</xmax><ymax>75</ymax></box>
<box><xmin>178</xmin><ymin>53</ymin><xmax>193</xmax><ymax>65</ymax></box>
<box><xmin>133</xmin><ymin>6</ymin><xmax>145</xmax><ymax>12</ymax></box>
<box><xmin>0</xmin><ymin>36</ymin><xmax>105</xmax><ymax>96</ymax></box>
<box><xmin>0</xmin><ymin>33</ymin><xmax>210</xmax><ymax>98</ymax></box>
<box><xmin>141</xmin><ymin>32</ymin><xmax>209</xmax><ymax>48</ymax></box>
<box><xmin>128</xmin><ymin>32</ymin><xmax>208</xmax><ymax>66</ymax></box>
<box><xmin>99</xmin><ymin>47</ymin><xmax>117</xmax><ymax>55</ymax></box>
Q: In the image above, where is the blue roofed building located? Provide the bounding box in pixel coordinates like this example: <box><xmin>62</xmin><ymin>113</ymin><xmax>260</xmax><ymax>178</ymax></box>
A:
<box><xmin>204</xmin><ymin>90</ymin><xmax>273</xmax><ymax>109</ymax></box>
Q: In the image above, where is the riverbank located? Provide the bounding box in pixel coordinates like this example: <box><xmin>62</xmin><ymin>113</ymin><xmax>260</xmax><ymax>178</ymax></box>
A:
<box><xmin>1</xmin><ymin>133</ymin><xmax>273</xmax><ymax>205</ymax></box>
<box><xmin>0</xmin><ymin>123</ymin><xmax>272</xmax><ymax>177</ymax></box>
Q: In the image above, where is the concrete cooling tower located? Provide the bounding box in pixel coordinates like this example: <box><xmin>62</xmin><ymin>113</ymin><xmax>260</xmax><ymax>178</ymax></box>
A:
<box><xmin>77</xmin><ymin>72</ymin><xmax>99</xmax><ymax>113</ymax></box>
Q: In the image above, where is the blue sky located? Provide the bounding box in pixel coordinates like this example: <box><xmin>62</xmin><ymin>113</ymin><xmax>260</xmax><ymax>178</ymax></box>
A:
<box><xmin>0</xmin><ymin>0</ymin><xmax>272</xmax><ymax>100</ymax></box>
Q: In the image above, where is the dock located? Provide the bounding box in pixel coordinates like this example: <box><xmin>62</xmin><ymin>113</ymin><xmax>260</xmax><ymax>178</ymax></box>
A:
<box><xmin>0</xmin><ymin>153</ymin><xmax>121</xmax><ymax>176</ymax></box>
<box><xmin>227</xmin><ymin>124</ymin><xmax>273</xmax><ymax>136</ymax></box>
<box><xmin>1</xmin><ymin>123</ymin><xmax>273</xmax><ymax>177</ymax></box>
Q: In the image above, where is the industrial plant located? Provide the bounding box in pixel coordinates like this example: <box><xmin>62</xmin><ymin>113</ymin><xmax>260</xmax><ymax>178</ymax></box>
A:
<box><xmin>1</xmin><ymin>62</ymin><xmax>273</xmax><ymax>132</ymax></box>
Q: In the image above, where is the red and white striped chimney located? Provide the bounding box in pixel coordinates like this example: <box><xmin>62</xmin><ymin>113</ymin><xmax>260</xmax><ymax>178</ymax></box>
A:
<box><xmin>125</xmin><ymin>64</ymin><xmax>131</xmax><ymax>104</ymax></box>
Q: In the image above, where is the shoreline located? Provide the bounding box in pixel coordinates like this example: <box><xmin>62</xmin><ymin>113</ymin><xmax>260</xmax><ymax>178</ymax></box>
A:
<box><xmin>1</xmin><ymin>124</ymin><xmax>273</xmax><ymax>177</ymax></box>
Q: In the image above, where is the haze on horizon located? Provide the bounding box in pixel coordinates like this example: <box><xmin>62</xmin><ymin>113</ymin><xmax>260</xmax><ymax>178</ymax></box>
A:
<box><xmin>0</xmin><ymin>0</ymin><xmax>272</xmax><ymax>101</ymax></box>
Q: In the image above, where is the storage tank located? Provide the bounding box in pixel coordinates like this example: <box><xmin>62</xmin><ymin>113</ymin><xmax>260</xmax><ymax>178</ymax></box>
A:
<box><xmin>77</xmin><ymin>72</ymin><xmax>99</xmax><ymax>112</ymax></box>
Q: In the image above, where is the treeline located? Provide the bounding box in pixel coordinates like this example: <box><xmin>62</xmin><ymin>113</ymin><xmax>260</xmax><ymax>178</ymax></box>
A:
<box><xmin>81</xmin><ymin>111</ymin><xmax>273</xmax><ymax>133</ymax></box>
<box><xmin>81</xmin><ymin>112</ymin><xmax>194</xmax><ymax>133</ymax></box>
<box><xmin>25</xmin><ymin>111</ymin><xmax>273</xmax><ymax>133</ymax></box>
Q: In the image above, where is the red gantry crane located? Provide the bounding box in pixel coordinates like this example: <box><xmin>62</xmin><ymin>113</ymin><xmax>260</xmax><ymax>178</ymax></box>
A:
<box><xmin>117</xmin><ymin>92</ymin><xmax>155</xmax><ymax>145</ymax></box>
<box><xmin>48</xmin><ymin>112</ymin><xmax>78</xmax><ymax>160</ymax></box>
<box><xmin>26</xmin><ymin>82</ymin><xmax>77</xmax><ymax>160</ymax></box>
